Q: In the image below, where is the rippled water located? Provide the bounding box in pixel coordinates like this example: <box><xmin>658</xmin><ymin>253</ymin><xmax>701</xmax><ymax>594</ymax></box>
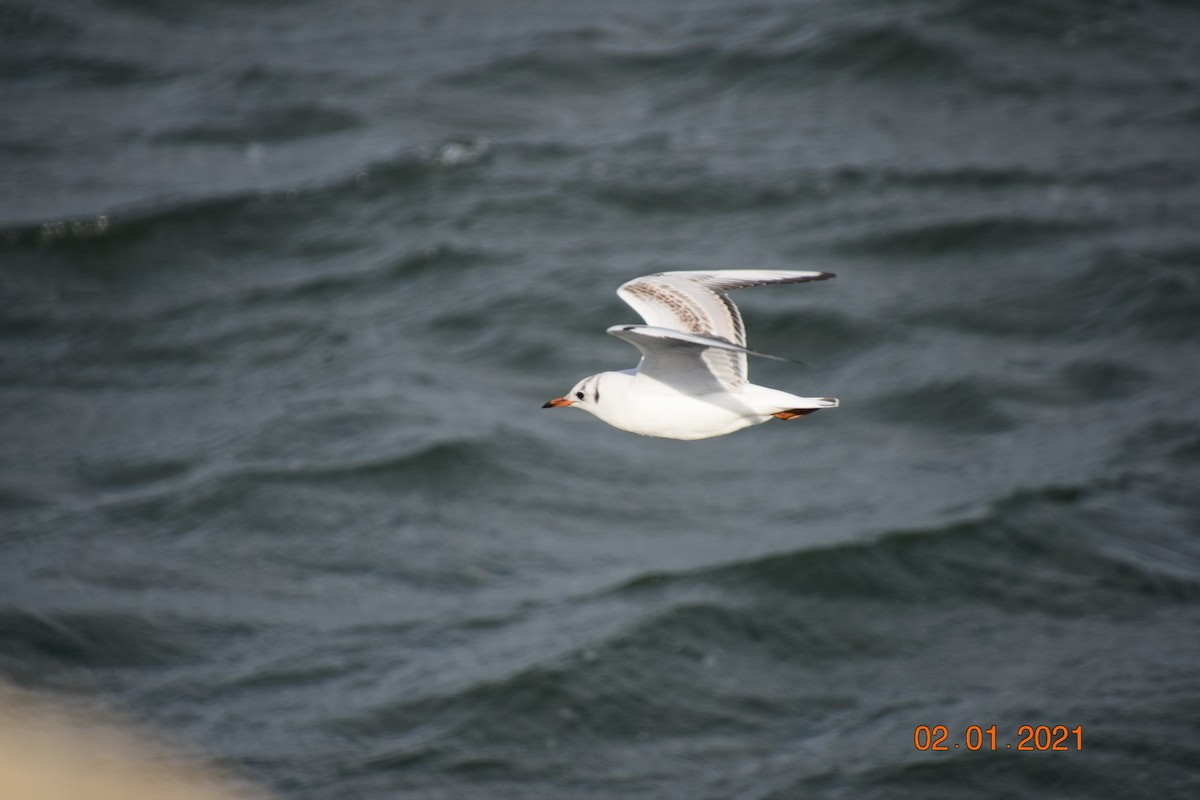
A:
<box><xmin>3</xmin><ymin>1</ymin><xmax>1200</xmax><ymax>798</ymax></box>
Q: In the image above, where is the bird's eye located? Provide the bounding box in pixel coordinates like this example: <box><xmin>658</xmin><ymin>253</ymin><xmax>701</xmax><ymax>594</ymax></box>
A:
<box><xmin>575</xmin><ymin>391</ymin><xmax>585</xmax><ymax>400</ymax></box>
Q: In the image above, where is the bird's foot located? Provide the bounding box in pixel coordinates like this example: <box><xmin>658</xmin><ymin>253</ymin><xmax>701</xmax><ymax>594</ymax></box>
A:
<box><xmin>772</xmin><ymin>409</ymin><xmax>820</xmax><ymax>420</ymax></box>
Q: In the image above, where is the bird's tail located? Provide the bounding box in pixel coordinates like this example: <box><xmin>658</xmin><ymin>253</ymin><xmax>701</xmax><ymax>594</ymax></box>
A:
<box><xmin>771</xmin><ymin>396</ymin><xmax>838</xmax><ymax>420</ymax></box>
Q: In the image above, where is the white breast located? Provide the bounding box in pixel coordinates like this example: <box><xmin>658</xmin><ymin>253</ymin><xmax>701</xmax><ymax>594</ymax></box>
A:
<box><xmin>590</xmin><ymin>373</ymin><xmax>767</xmax><ymax>440</ymax></box>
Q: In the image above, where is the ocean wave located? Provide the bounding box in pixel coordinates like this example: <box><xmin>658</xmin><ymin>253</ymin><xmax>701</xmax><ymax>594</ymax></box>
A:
<box><xmin>74</xmin><ymin>455</ymin><xmax>194</xmax><ymax>493</ymax></box>
<box><xmin>0</xmin><ymin>138</ymin><xmax>494</xmax><ymax>249</ymax></box>
<box><xmin>216</xmin><ymin>243</ymin><xmax>496</xmax><ymax>311</ymax></box>
<box><xmin>825</xmin><ymin>160</ymin><xmax>1195</xmax><ymax>191</ymax></box>
<box><xmin>328</xmin><ymin>475</ymin><xmax>1200</xmax><ymax>767</ymax></box>
<box><xmin>422</xmin><ymin>2</ymin><xmax>1184</xmax><ymax>110</ymax></box>
<box><xmin>336</xmin><ymin>608</ymin><xmax>776</xmax><ymax>751</ymax></box>
<box><xmin>0</xmin><ymin>190</ymin><xmax>280</xmax><ymax>253</ymax></box>
<box><xmin>747</xmin><ymin>307</ymin><xmax>891</xmax><ymax>363</ymax></box>
<box><xmin>156</xmin><ymin>104</ymin><xmax>363</xmax><ymax>146</ymax></box>
<box><xmin>571</xmin><ymin>156</ymin><xmax>1192</xmax><ymax>220</ymax></box>
<box><xmin>70</xmin><ymin>432</ymin><xmax>525</xmax><ymax>529</ymax></box>
<box><xmin>833</xmin><ymin>215</ymin><xmax>1102</xmax><ymax>256</ymax></box>
<box><xmin>853</xmin><ymin>377</ymin><xmax>1018</xmax><ymax>434</ymax></box>
<box><xmin>0</xmin><ymin>3</ymin><xmax>80</xmax><ymax>40</ymax></box>
<box><xmin>0</xmin><ymin>482</ymin><xmax>51</xmax><ymax>511</ymax></box>
<box><xmin>437</xmin><ymin>16</ymin><xmax>967</xmax><ymax>96</ymax></box>
<box><xmin>240</xmin><ymin>438</ymin><xmax>498</xmax><ymax>486</ymax></box>
<box><xmin>0</xmin><ymin>50</ymin><xmax>172</xmax><ymax>85</ymax></box>
<box><xmin>902</xmin><ymin>242</ymin><xmax>1200</xmax><ymax>340</ymax></box>
<box><xmin>0</xmin><ymin>608</ymin><xmax>199</xmax><ymax>672</ymax></box>
<box><xmin>608</xmin><ymin>481</ymin><xmax>1200</xmax><ymax>612</ymax></box>
<box><xmin>718</xmin><ymin>20</ymin><xmax>968</xmax><ymax>81</ymax></box>
<box><xmin>1080</xmin><ymin>246</ymin><xmax>1200</xmax><ymax>340</ymax></box>
<box><xmin>934</xmin><ymin>0</ymin><xmax>1192</xmax><ymax>43</ymax></box>
<box><xmin>1046</xmin><ymin>359</ymin><xmax>1151</xmax><ymax>403</ymax></box>
<box><xmin>578</xmin><ymin>167</ymin><xmax>828</xmax><ymax>215</ymax></box>
<box><xmin>1119</xmin><ymin>419</ymin><xmax>1200</xmax><ymax>469</ymax></box>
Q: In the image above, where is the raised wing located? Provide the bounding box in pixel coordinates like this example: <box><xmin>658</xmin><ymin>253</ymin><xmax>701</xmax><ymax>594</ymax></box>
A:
<box><xmin>607</xmin><ymin>325</ymin><xmax>796</xmax><ymax>394</ymax></box>
<box><xmin>614</xmin><ymin>270</ymin><xmax>833</xmax><ymax>389</ymax></box>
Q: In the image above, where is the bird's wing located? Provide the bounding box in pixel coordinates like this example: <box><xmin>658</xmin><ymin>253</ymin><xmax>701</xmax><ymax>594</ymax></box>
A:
<box><xmin>607</xmin><ymin>325</ymin><xmax>796</xmax><ymax>394</ymax></box>
<box><xmin>614</xmin><ymin>270</ymin><xmax>833</xmax><ymax>389</ymax></box>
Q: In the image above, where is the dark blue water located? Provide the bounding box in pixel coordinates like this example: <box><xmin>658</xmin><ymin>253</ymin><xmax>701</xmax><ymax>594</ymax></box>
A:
<box><xmin>3</xmin><ymin>1</ymin><xmax>1200</xmax><ymax>797</ymax></box>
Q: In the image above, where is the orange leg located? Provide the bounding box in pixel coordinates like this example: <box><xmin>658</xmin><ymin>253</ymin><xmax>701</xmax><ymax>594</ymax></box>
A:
<box><xmin>772</xmin><ymin>409</ymin><xmax>820</xmax><ymax>421</ymax></box>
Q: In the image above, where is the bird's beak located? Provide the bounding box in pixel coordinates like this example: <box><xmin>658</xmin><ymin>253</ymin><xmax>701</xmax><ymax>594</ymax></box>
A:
<box><xmin>542</xmin><ymin>397</ymin><xmax>575</xmax><ymax>408</ymax></box>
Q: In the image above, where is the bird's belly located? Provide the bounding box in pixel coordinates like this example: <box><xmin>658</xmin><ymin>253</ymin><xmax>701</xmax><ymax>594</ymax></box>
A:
<box><xmin>605</xmin><ymin>391</ymin><xmax>765</xmax><ymax>441</ymax></box>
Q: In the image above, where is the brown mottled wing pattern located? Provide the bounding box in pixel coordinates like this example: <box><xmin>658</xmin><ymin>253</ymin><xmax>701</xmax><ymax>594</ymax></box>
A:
<box><xmin>615</xmin><ymin>270</ymin><xmax>832</xmax><ymax>391</ymax></box>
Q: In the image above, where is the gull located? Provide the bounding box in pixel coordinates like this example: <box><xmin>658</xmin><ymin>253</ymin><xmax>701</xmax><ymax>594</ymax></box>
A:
<box><xmin>542</xmin><ymin>270</ymin><xmax>839</xmax><ymax>440</ymax></box>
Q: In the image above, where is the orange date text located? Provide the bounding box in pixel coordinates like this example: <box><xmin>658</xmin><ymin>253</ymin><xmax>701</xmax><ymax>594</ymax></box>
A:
<box><xmin>913</xmin><ymin>725</ymin><xmax>1083</xmax><ymax>752</ymax></box>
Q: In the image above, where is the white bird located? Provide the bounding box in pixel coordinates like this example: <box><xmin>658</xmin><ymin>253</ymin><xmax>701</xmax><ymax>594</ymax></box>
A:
<box><xmin>542</xmin><ymin>270</ymin><xmax>839</xmax><ymax>440</ymax></box>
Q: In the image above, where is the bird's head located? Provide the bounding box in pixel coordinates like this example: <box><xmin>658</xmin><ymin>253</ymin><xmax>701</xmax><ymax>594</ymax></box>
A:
<box><xmin>542</xmin><ymin>374</ymin><xmax>601</xmax><ymax>413</ymax></box>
